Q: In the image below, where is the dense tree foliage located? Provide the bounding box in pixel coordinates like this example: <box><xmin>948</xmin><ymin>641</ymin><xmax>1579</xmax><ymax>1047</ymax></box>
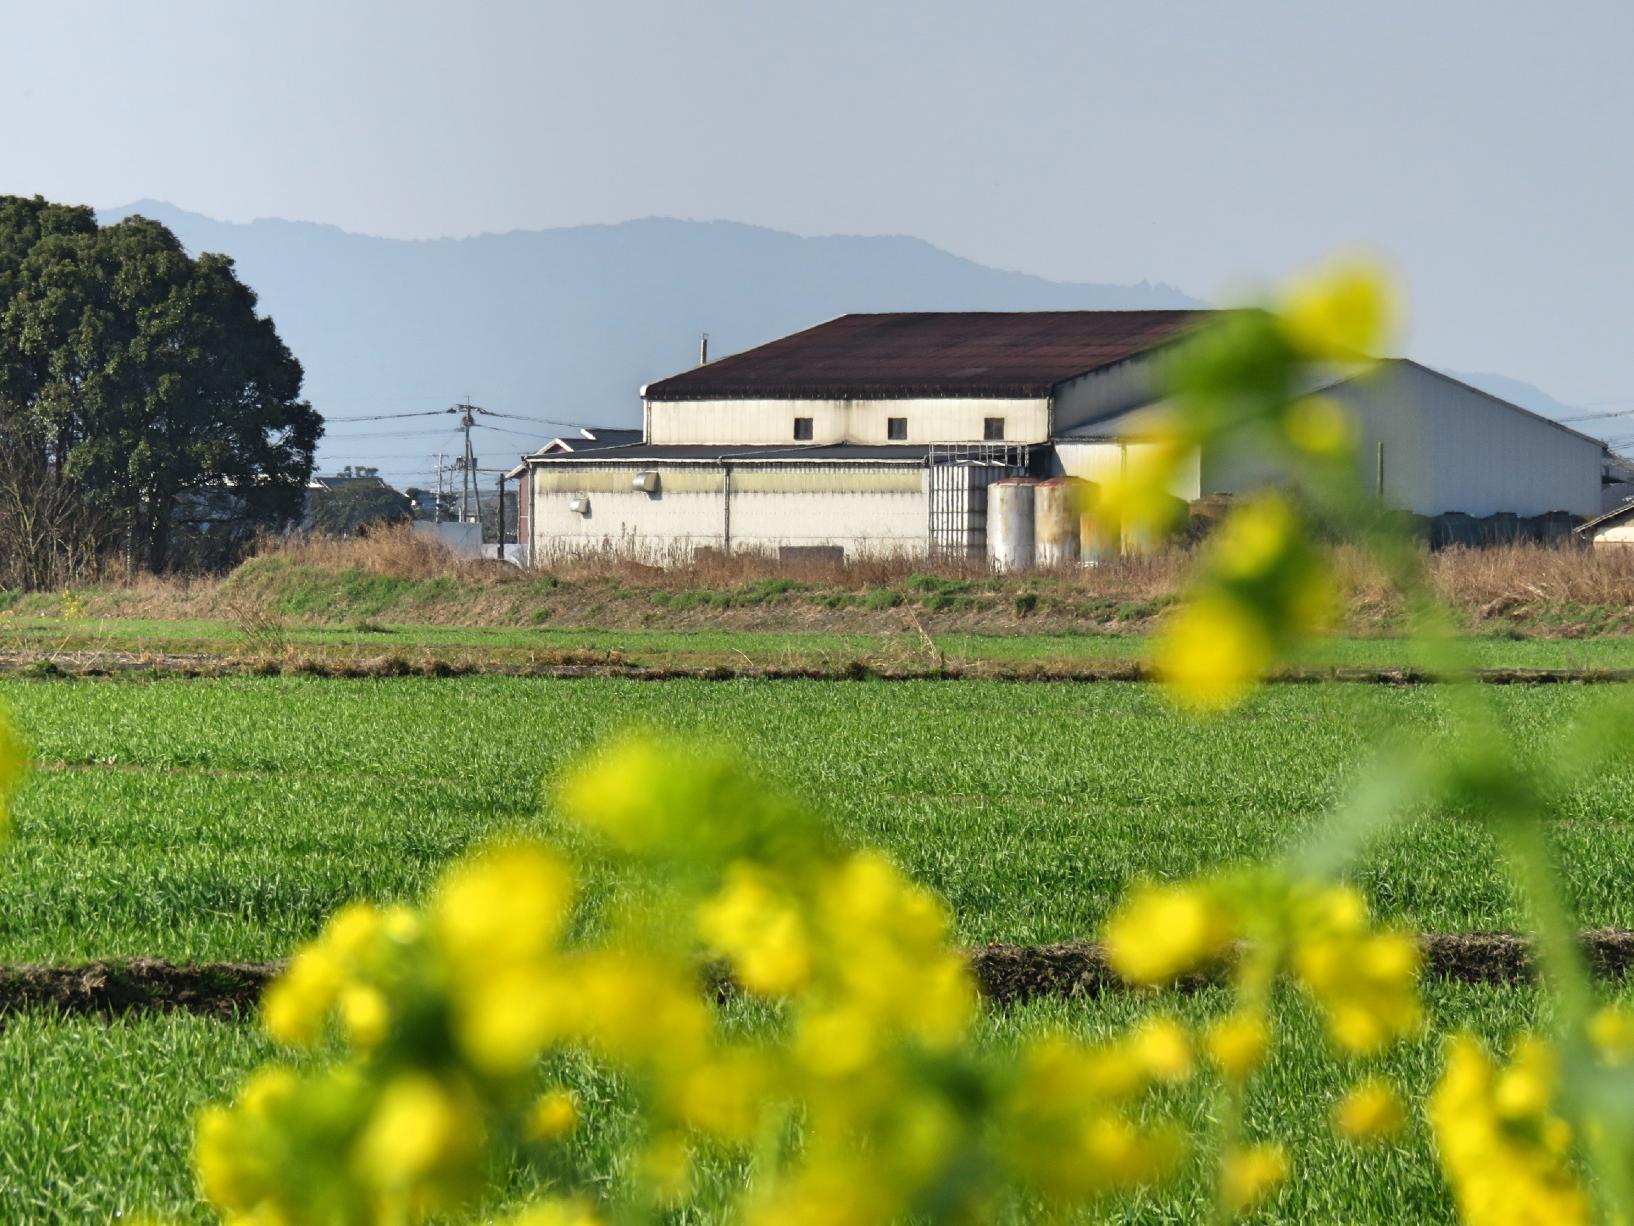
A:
<box><xmin>0</xmin><ymin>195</ymin><xmax>321</xmax><ymax>578</ymax></box>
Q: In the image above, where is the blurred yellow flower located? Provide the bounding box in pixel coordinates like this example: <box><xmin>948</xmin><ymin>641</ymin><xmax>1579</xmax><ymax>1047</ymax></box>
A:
<box><xmin>503</xmin><ymin>1200</ymin><xmax>605</xmax><ymax>1226</ymax></box>
<box><xmin>434</xmin><ymin>842</ymin><xmax>574</xmax><ymax>970</ymax></box>
<box><xmin>1156</xmin><ymin>594</ymin><xmax>1274</xmax><ymax>713</ymax></box>
<box><xmin>1589</xmin><ymin>1003</ymin><xmax>1634</xmax><ymax>1066</ymax></box>
<box><xmin>1334</xmin><ymin>1078</ymin><xmax>1405</xmax><ymax>1142</ymax></box>
<box><xmin>1205</xmin><ymin>1011</ymin><xmax>1270</xmax><ymax>1083</ymax></box>
<box><xmin>338</xmin><ymin>985</ymin><xmax>389</xmax><ymax>1048</ymax></box>
<box><xmin>1430</xmin><ymin>1035</ymin><xmax>1590</xmax><ymax>1226</ymax></box>
<box><xmin>1131</xmin><ymin>1016</ymin><xmax>1194</xmax><ymax>1083</ymax></box>
<box><xmin>1284</xmin><ymin>394</ymin><xmax>1357</xmax><ymax>457</ymax></box>
<box><xmin>1105</xmin><ymin>881</ymin><xmax>1232</xmax><ymax>984</ymax></box>
<box><xmin>261</xmin><ymin>945</ymin><xmax>343</xmax><ymax>1047</ymax></box>
<box><xmin>354</xmin><ymin>1073</ymin><xmax>475</xmax><ymax>1191</ymax></box>
<box><xmin>1213</xmin><ymin>494</ymin><xmax>1298</xmax><ymax>580</ymax></box>
<box><xmin>1221</xmin><ymin>1143</ymin><xmax>1287</xmax><ymax>1214</ymax></box>
<box><xmin>696</xmin><ymin>863</ymin><xmax>811</xmax><ymax>995</ymax></box>
<box><xmin>1291</xmin><ymin>886</ymin><xmax>1421</xmax><ymax>1057</ymax></box>
<box><xmin>1277</xmin><ymin>259</ymin><xmax>1395</xmax><ymax>360</ymax></box>
<box><xmin>526</xmin><ymin>1089</ymin><xmax>578</xmax><ymax>1142</ymax></box>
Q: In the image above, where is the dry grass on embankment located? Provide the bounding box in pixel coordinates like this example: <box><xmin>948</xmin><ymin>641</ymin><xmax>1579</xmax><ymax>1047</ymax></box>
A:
<box><xmin>12</xmin><ymin>528</ymin><xmax>1634</xmax><ymax>638</ymax></box>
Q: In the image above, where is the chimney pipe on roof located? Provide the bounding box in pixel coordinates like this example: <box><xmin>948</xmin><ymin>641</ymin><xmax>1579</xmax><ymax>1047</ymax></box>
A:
<box><xmin>699</xmin><ymin>333</ymin><xmax>709</xmax><ymax>366</ymax></box>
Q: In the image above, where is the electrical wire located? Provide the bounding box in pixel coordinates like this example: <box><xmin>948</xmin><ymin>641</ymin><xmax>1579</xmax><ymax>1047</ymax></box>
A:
<box><xmin>319</xmin><ymin>409</ymin><xmax>454</xmax><ymax>423</ymax></box>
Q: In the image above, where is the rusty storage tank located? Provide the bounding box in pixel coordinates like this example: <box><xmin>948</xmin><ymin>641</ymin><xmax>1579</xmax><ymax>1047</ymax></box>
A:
<box><xmin>987</xmin><ymin>478</ymin><xmax>1037</xmax><ymax>572</ymax></box>
<box><xmin>1035</xmin><ymin>477</ymin><xmax>1091</xmax><ymax>568</ymax></box>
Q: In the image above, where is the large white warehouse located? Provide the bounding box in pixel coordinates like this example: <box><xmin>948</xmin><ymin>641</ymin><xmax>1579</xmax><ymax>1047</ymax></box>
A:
<box><xmin>514</xmin><ymin>311</ymin><xmax>1607</xmax><ymax>564</ymax></box>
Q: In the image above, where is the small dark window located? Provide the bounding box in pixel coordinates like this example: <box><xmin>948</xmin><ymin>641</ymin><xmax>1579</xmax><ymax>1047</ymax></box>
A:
<box><xmin>983</xmin><ymin>417</ymin><xmax>1006</xmax><ymax>441</ymax></box>
<box><xmin>887</xmin><ymin>416</ymin><xmax>907</xmax><ymax>441</ymax></box>
<box><xmin>793</xmin><ymin>417</ymin><xmax>814</xmax><ymax>441</ymax></box>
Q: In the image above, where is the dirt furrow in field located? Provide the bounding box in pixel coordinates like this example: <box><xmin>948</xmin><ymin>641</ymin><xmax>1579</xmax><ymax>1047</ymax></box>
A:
<box><xmin>6</xmin><ymin>931</ymin><xmax>1632</xmax><ymax>1021</ymax></box>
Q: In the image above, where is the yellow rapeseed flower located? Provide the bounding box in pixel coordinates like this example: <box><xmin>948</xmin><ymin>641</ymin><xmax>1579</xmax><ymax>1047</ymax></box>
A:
<box><xmin>638</xmin><ymin>1133</ymin><xmax>692</xmax><ymax>1204</ymax></box>
<box><xmin>261</xmin><ymin>946</ymin><xmax>343</xmax><ymax>1047</ymax></box>
<box><xmin>1283</xmin><ymin>394</ymin><xmax>1357</xmax><ymax>457</ymax></box>
<box><xmin>1131</xmin><ymin>1016</ymin><xmax>1194</xmax><ymax>1084</ymax></box>
<box><xmin>1290</xmin><ymin>886</ymin><xmax>1421</xmax><ymax>1057</ymax></box>
<box><xmin>555</xmin><ymin>738</ymin><xmax>674</xmax><ymax>852</ymax></box>
<box><xmin>1205</xmin><ymin>1011</ymin><xmax>1270</xmax><ymax>1083</ymax></box>
<box><xmin>502</xmin><ymin>1200</ymin><xmax>605</xmax><ymax>1226</ymax></box>
<box><xmin>1334</xmin><ymin>1078</ymin><xmax>1405</xmax><ymax>1142</ymax></box>
<box><xmin>1104</xmin><ymin>881</ymin><xmax>1232</xmax><ymax>984</ymax></box>
<box><xmin>1430</xmin><ymin>1035</ymin><xmax>1591</xmax><ymax>1226</ymax></box>
<box><xmin>1221</xmin><ymin>1144</ymin><xmax>1287</xmax><ymax>1215</ymax></box>
<box><xmin>1095</xmin><ymin>440</ymin><xmax>1193</xmax><ymax>545</ymax></box>
<box><xmin>1213</xmin><ymin>494</ymin><xmax>1298</xmax><ymax>581</ymax></box>
<box><xmin>433</xmin><ymin>842</ymin><xmax>574</xmax><ymax>971</ymax></box>
<box><xmin>1589</xmin><ymin>1003</ymin><xmax>1634</xmax><ymax>1067</ymax></box>
<box><xmin>338</xmin><ymin>985</ymin><xmax>389</xmax><ymax>1048</ymax></box>
<box><xmin>192</xmin><ymin>1105</ymin><xmax>247</xmax><ymax>1212</ymax></box>
<box><xmin>695</xmin><ymin>864</ymin><xmax>812</xmax><ymax>995</ymax></box>
<box><xmin>1277</xmin><ymin>259</ymin><xmax>1395</xmax><ymax>360</ymax></box>
<box><xmin>1156</xmin><ymin>594</ymin><xmax>1274</xmax><ymax>714</ymax></box>
<box><xmin>674</xmin><ymin>1048</ymin><xmax>773</xmax><ymax>1141</ymax></box>
<box><xmin>353</xmin><ymin>1073</ymin><xmax>475</xmax><ymax>1192</ymax></box>
<box><xmin>526</xmin><ymin>1089</ymin><xmax>579</xmax><ymax>1143</ymax></box>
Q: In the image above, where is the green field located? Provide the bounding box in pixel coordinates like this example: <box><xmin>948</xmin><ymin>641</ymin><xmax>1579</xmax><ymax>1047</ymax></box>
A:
<box><xmin>4</xmin><ymin>984</ymin><xmax>1627</xmax><ymax>1224</ymax></box>
<box><xmin>4</xmin><ymin>672</ymin><xmax>1634</xmax><ymax>1221</ymax></box>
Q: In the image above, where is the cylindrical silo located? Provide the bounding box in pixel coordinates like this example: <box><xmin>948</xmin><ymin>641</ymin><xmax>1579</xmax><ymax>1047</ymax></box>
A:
<box><xmin>987</xmin><ymin>479</ymin><xmax>1036</xmax><ymax>572</ymax></box>
<box><xmin>1035</xmin><ymin>478</ymin><xmax>1088</xmax><ymax>568</ymax></box>
<box><xmin>1076</xmin><ymin>480</ymin><xmax>1113</xmax><ymax>564</ymax></box>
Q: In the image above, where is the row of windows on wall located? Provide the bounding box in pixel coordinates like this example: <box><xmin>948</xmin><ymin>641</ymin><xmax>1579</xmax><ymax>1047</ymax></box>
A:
<box><xmin>790</xmin><ymin>417</ymin><xmax>1006</xmax><ymax>441</ymax></box>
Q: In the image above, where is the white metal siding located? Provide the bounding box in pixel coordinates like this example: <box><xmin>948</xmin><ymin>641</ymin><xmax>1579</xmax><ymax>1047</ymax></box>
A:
<box><xmin>1591</xmin><ymin>521</ymin><xmax>1634</xmax><ymax>546</ymax></box>
<box><xmin>1200</xmin><ymin>362</ymin><xmax>1602</xmax><ymax>518</ymax></box>
<box><xmin>646</xmin><ymin>396</ymin><xmax>1050</xmax><ymax>446</ymax></box>
<box><xmin>528</xmin><ymin>463</ymin><xmax>930</xmax><ymax>562</ymax></box>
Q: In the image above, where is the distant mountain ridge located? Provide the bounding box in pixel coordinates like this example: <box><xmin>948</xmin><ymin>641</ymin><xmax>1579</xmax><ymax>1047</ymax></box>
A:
<box><xmin>97</xmin><ymin>201</ymin><xmax>1200</xmax><ymax>484</ymax></box>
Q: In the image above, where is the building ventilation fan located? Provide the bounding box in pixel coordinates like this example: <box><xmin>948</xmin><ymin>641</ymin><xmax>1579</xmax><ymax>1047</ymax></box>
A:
<box><xmin>631</xmin><ymin>471</ymin><xmax>660</xmax><ymax>494</ymax></box>
<box><xmin>567</xmin><ymin>496</ymin><xmax>590</xmax><ymax>514</ymax></box>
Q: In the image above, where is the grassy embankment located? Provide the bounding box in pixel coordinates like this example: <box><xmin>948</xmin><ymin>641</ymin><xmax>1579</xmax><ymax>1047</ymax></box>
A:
<box><xmin>3</xmin><ymin>531</ymin><xmax>1634</xmax><ymax>674</ymax></box>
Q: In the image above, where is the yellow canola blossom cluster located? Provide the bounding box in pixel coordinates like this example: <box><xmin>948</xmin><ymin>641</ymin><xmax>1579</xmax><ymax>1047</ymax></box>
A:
<box><xmin>1288</xmin><ymin>883</ymin><xmax>1422</xmax><ymax>1056</ymax></box>
<box><xmin>997</xmin><ymin>1026</ymin><xmax>1191</xmax><ymax>1203</ymax></box>
<box><xmin>199</xmin><ymin>739</ymin><xmax>1203</xmax><ymax>1226</ymax></box>
<box><xmin>1104</xmin><ymin>874</ymin><xmax>1420</xmax><ymax>1076</ymax></box>
<box><xmin>1089</xmin><ymin>259</ymin><xmax>1398</xmax><ymax>713</ymax></box>
<box><xmin>1157</xmin><ymin>491</ymin><xmax>1337</xmax><ymax>713</ymax></box>
<box><xmin>1105</xmin><ymin>875</ymin><xmax>1419</xmax><ymax>1056</ymax></box>
<box><xmin>1430</xmin><ymin>1034</ymin><xmax>1592</xmax><ymax>1226</ymax></box>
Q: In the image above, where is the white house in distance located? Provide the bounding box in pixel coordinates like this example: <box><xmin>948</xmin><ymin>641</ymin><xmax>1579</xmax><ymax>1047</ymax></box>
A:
<box><xmin>512</xmin><ymin>311</ymin><xmax>1608</xmax><ymax>565</ymax></box>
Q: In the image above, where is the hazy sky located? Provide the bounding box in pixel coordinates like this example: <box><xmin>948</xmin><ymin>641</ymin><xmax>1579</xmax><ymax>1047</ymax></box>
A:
<box><xmin>3</xmin><ymin>0</ymin><xmax>1631</xmax><ymax>413</ymax></box>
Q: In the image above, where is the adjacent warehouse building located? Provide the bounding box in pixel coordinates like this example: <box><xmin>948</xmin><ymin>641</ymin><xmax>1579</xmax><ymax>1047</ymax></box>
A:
<box><xmin>513</xmin><ymin>311</ymin><xmax>1609</xmax><ymax>564</ymax></box>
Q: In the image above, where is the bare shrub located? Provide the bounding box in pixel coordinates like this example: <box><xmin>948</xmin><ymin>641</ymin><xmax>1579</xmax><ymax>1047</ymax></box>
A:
<box><xmin>0</xmin><ymin>429</ymin><xmax>116</xmax><ymax>590</ymax></box>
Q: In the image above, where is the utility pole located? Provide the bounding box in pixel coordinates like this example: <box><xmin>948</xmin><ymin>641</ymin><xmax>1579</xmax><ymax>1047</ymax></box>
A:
<box><xmin>449</xmin><ymin>401</ymin><xmax>482</xmax><ymax>524</ymax></box>
<box><xmin>496</xmin><ymin>472</ymin><xmax>507</xmax><ymax>561</ymax></box>
<box><xmin>433</xmin><ymin>450</ymin><xmax>445</xmax><ymax>523</ymax></box>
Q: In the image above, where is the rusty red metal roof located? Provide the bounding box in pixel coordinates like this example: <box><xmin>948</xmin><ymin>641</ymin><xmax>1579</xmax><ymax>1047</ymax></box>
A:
<box><xmin>643</xmin><ymin>311</ymin><xmax>1210</xmax><ymax>401</ymax></box>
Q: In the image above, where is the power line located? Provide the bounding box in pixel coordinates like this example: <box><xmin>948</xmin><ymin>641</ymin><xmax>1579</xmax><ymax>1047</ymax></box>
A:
<box><xmin>320</xmin><ymin>409</ymin><xmax>455</xmax><ymax>423</ymax></box>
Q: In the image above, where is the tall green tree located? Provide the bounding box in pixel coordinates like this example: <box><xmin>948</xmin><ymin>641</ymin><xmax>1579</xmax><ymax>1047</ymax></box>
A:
<box><xmin>0</xmin><ymin>195</ymin><xmax>321</xmax><ymax>576</ymax></box>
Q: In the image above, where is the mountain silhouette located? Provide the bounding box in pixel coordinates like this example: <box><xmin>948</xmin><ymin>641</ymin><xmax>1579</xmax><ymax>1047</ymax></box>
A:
<box><xmin>97</xmin><ymin>201</ymin><xmax>1199</xmax><ymax>483</ymax></box>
